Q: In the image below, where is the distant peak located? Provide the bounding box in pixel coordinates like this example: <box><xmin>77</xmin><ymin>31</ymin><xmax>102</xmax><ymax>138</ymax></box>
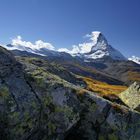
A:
<box><xmin>90</xmin><ymin>32</ymin><xmax>108</xmax><ymax>52</ymax></box>
<box><xmin>89</xmin><ymin>31</ymin><xmax>107</xmax><ymax>45</ymax></box>
<box><xmin>128</xmin><ymin>56</ymin><xmax>140</xmax><ymax>65</ymax></box>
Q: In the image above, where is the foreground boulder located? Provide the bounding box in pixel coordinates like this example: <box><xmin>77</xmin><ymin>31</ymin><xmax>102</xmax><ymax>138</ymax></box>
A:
<box><xmin>119</xmin><ymin>82</ymin><xmax>140</xmax><ymax>111</ymax></box>
<box><xmin>0</xmin><ymin>46</ymin><xmax>140</xmax><ymax>140</ymax></box>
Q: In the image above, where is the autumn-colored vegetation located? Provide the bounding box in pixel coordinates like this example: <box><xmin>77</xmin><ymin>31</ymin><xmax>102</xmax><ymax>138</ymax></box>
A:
<box><xmin>83</xmin><ymin>77</ymin><xmax>127</xmax><ymax>95</ymax></box>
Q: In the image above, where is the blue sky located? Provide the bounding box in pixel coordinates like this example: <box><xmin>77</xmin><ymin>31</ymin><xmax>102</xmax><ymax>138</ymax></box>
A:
<box><xmin>0</xmin><ymin>0</ymin><xmax>140</xmax><ymax>57</ymax></box>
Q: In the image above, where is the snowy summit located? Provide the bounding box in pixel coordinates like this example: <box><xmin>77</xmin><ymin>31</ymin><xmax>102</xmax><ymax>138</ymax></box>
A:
<box><xmin>128</xmin><ymin>56</ymin><xmax>140</xmax><ymax>65</ymax></box>
<box><xmin>59</xmin><ymin>31</ymin><xmax>126</xmax><ymax>60</ymax></box>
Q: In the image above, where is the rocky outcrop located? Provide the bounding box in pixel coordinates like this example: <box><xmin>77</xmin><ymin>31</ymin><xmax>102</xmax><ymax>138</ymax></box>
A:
<box><xmin>119</xmin><ymin>82</ymin><xmax>140</xmax><ymax>111</ymax></box>
<box><xmin>65</xmin><ymin>93</ymin><xmax>140</xmax><ymax>140</ymax></box>
<box><xmin>1</xmin><ymin>46</ymin><xmax>140</xmax><ymax>140</ymax></box>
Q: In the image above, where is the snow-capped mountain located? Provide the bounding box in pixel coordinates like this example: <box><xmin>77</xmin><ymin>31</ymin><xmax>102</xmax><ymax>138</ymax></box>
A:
<box><xmin>5</xmin><ymin>36</ymin><xmax>59</xmax><ymax>57</ymax></box>
<box><xmin>5</xmin><ymin>32</ymin><xmax>126</xmax><ymax>61</ymax></box>
<box><xmin>128</xmin><ymin>56</ymin><xmax>140</xmax><ymax>65</ymax></box>
<box><xmin>59</xmin><ymin>31</ymin><xmax>126</xmax><ymax>61</ymax></box>
<box><xmin>87</xmin><ymin>32</ymin><xmax>126</xmax><ymax>60</ymax></box>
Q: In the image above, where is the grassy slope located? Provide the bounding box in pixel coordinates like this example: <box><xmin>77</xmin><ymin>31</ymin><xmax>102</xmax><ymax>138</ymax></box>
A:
<box><xmin>62</xmin><ymin>61</ymin><xmax>124</xmax><ymax>85</ymax></box>
<box><xmin>17</xmin><ymin>56</ymin><xmax>127</xmax><ymax>96</ymax></box>
<box><xmin>82</xmin><ymin>77</ymin><xmax>127</xmax><ymax>95</ymax></box>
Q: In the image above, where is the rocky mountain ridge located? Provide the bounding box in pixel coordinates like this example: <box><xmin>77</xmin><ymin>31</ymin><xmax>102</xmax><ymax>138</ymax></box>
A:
<box><xmin>5</xmin><ymin>32</ymin><xmax>127</xmax><ymax>61</ymax></box>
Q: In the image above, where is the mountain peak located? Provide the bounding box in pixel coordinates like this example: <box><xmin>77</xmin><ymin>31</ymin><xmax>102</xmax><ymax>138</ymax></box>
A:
<box><xmin>90</xmin><ymin>31</ymin><xmax>102</xmax><ymax>41</ymax></box>
<box><xmin>83</xmin><ymin>31</ymin><xmax>126</xmax><ymax>60</ymax></box>
<box><xmin>87</xmin><ymin>31</ymin><xmax>107</xmax><ymax>45</ymax></box>
<box><xmin>90</xmin><ymin>32</ymin><xmax>108</xmax><ymax>52</ymax></box>
<box><xmin>5</xmin><ymin>31</ymin><xmax>126</xmax><ymax>61</ymax></box>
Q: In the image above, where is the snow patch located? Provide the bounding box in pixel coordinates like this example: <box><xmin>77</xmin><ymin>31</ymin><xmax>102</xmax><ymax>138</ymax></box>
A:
<box><xmin>128</xmin><ymin>56</ymin><xmax>140</xmax><ymax>64</ymax></box>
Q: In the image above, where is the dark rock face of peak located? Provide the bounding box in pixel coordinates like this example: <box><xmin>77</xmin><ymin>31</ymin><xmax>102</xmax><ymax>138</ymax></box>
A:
<box><xmin>91</xmin><ymin>32</ymin><xmax>109</xmax><ymax>52</ymax></box>
<box><xmin>81</xmin><ymin>32</ymin><xmax>126</xmax><ymax>61</ymax></box>
<box><xmin>1</xmin><ymin>45</ymin><xmax>140</xmax><ymax>140</ymax></box>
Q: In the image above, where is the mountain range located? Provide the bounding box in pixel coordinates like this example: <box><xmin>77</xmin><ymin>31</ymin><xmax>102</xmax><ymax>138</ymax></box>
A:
<box><xmin>4</xmin><ymin>31</ymin><xmax>139</xmax><ymax>64</ymax></box>
<box><xmin>4</xmin><ymin>31</ymin><xmax>140</xmax><ymax>86</ymax></box>
<box><xmin>1</xmin><ymin>31</ymin><xmax>140</xmax><ymax>140</ymax></box>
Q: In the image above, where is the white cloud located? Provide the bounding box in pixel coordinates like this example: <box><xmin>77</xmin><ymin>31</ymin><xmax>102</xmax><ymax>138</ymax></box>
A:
<box><xmin>58</xmin><ymin>45</ymin><xmax>80</xmax><ymax>54</ymax></box>
<box><xmin>58</xmin><ymin>31</ymin><xmax>100</xmax><ymax>54</ymax></box>
<box><xmin>11</xmin><ymin>35</ymin><xmax>55</xmax><ymax>51</ymax></box>
<box><xmin>86</xmin><ymin>31</ymin><xmax>101</xmax><ymax>41</ymax></box>
<box><xmin>71</xmin><ymin>45</ymin><xmax>80</xmax><ymax>54</ymax></box>
<box><xmin>5</xmin><ymin>31</ymin><xmax>101</xmax><ymax>56</ymax></box>
<box><xmin>58</xmin><ymin>48</ymin><xmax>70</xmax><ymax>53</ymax></box>
<box><xmin>79</xmin><ymin>42</ymin><xmax>94</xmax><ymax>53</ymax></box>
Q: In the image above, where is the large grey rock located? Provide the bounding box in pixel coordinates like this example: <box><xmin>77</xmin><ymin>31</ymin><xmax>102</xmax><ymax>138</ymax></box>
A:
<box><xmin>119</xmin><ymin>82</ymin><xmax>140</xmax><ymax>110</ymax></box>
